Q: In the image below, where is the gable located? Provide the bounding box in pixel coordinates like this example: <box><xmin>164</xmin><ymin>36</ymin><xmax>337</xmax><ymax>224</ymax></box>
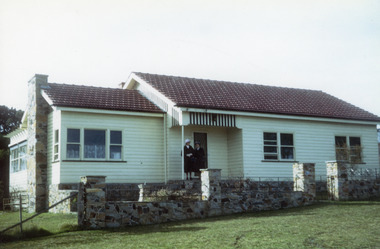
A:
<box><xmin>132</xmin><ymin>72</ymin><xmax>380</xmax><ymax>122</ymax></box>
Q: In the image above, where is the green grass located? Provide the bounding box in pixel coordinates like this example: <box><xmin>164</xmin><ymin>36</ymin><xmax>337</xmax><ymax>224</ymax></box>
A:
<box><xmin>1</xmin><ymin>200</ymin><xmax>380</xmax><ymax>248</ymax></box>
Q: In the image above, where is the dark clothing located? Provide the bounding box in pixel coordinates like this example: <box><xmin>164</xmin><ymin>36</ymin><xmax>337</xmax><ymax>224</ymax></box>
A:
<box><xmin>183</xmin><ymin>145</ymin><xmax>195</xmax><ymax>173</ymax></box>
<box><xmin>193</xmin><ymin>147</ymin><xmax>205</xmax><ymax>172</ymax></box>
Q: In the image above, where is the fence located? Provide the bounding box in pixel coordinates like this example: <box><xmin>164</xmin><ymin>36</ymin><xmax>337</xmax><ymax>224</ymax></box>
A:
<box><xmin>77</xmin><ymin>163</ymin><xmax>316</xmax><ymax>229</ymax></box>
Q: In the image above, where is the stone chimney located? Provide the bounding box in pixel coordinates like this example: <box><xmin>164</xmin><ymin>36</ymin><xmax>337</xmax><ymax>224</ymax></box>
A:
<box><xmin>26</xmin><ymin>74</ymin><xmax>50</xmax><ymax>212</ymax></box>
<box><xmin>119</xmin><ymin>82</ymin><xmax>126</xmax><ymax>89</ymax></box>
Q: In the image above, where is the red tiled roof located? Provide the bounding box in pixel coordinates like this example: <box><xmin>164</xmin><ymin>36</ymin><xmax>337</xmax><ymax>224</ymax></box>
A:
<box><xmin>43</xmin><ymin>83</ymin><xmax>164</xmax><ymax>113</ymax></box>
<box><xmin>134</xmin><ymin>72</ymin><xmax>380</xmax><ymax>122</ymax></box>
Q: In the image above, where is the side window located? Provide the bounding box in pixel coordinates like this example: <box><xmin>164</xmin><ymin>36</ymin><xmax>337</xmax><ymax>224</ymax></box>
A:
<box><xmin>263</xmin><ymin>132</ymin><xmax>278</xmax><ymax>160</ymax></box>
<box><xmin>10</xmin><ymin>147</ymin><xmax>19</xmax><ymax>173</ymax></box>
<box><xmin>349</xmin><ymin>137</ymin><xmax>361</xmax><ymax>163</ymax></box>
<box><xmin>54</xmin><ymin>129</ymin><xmax>59</xmax><ymax>161</ymax></box>
<box><xmin>84</xmin><ymin>129</ymin><xmax>106</xmax><ymax>159</ymax></box>
<box><xmin>110</xmin><ymin>131</ymin><xmax>122</xmax><ymax>160</ymax></box>
<box><xmin>263</xmin><ymin>132</ymin><xmax>294</xmax><ymax>160</ymax></box>
<box><xmin>280</xmin><ymin>133</ymin><xmax>294</xmax><ymax>159</ymax></box>
<box><xmin>10</xmin><ymin>143</ymin><xmax>27</xmax><ymax>172</ymax></box>
<box><xmin>335</xmin><ymin>136</ymin><xmax>362</xmax><ymax>163</ymax></box>
<box><xmin>67</xmin><ymin>129</ymin><xmax>80</xmax><ymax>159</ymax></box>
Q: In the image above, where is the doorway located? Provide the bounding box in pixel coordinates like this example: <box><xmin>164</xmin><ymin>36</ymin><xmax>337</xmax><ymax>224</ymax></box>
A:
<box><xmin>194</xmin><ymin>132</ymin><xmax>208</xmax><ymax>168</ymax></box>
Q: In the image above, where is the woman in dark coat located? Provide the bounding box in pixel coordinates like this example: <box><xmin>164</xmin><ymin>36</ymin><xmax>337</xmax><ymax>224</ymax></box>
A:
<box><xmin>183</xmin><ymin>139</ymin><xmax>194</xmax><ymax>180</ymax></box>
<box><xmin>193</xmin><ymin>141</ymin><xmax>205</xmax><ymax>173</ymax></box>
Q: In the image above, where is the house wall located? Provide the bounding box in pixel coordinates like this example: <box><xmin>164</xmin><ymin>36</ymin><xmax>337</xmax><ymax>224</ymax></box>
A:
<box><xmin>8</xmin><ymin>131</ymin><xmax>28</xmax><ymax>193</ymax></box>
<box><xmin>9</xmin><ymin>171</ymin><xmax>27</xmax><ymax>192</ymax></box>
<box><xmin>238</xmin><ymin>116</ymin><xmax>379</xmax><ymax>178</ymax></box>
<box><xmin>57</xmin><ymin>111</ymin><xmax>164</xmax><ymax>183</ymax></box>
<box><xmin>47</xmin><ymin>110</ymin><xmax>61</xmax><ymax>185</ymax></box>
<box><xmin>227</xmin><ymin>128</ymin><xmax>243</xmax><ymax>177</ymax></box>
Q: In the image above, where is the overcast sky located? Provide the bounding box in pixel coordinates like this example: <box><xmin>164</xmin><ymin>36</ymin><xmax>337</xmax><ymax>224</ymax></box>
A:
<box><xmin>0</xmin><ymin>0</ymin><xmax>379</xmax><ymax>119</ymax></box>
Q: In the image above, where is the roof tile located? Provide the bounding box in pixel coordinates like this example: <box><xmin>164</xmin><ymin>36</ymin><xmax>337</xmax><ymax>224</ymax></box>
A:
<box><xmin>43</xmin><ymin>83</ymin><xmax>163</xmax><ymax>113</ymax></box>
<box><xmin>135</xmin><ymin>72</ymin><xmax>380</xmax><ymax>122</ymax></box>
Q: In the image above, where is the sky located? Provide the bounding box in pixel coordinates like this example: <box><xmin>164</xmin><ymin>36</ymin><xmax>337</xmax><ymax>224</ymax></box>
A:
<box><xmin>0</xmin><ymin>0</ymin><xmax>379</xmax><ymax>120</ymax></box>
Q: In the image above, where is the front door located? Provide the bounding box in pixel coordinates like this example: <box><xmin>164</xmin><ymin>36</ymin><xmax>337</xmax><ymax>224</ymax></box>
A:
<box><xmin>194</xmin><ymin>132</ymin><xmax>208</xmax><ymax>168</ymax></box>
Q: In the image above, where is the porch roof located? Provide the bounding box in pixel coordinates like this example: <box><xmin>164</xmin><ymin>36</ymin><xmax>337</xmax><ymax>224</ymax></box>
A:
<box><xmin>134</xmin><ymin>72</ymin><xmax>380</xmax><ymax>122</ymax></box>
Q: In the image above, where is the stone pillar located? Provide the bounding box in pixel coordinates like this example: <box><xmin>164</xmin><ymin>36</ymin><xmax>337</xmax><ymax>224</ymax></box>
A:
<box><xmin>293</xmin><ymin>163</ymin><xmax>316</xmax><ymax>200</ymax></box>
<box><xmin>326</xmin><ymin>161</ymin><xmax>349</xmax><ymax>200</ymax></box>
<box><xmin>26</xmin><ymin>74</ymin><xmax>51</xmax><ymax>212</ymax></box>
<box><xmin>78</xmin><ymin>176</ymin><xmax>107</xmax><ymax>229</ymax></box>
<box><xmin>201</xmin><ymin>169</ymin><xmax>222</xmax><ymax>216</ymax></box>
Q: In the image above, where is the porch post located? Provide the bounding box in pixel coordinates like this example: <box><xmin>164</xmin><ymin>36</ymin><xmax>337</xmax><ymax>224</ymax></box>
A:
<box><xmin>181</xmin><ymin>125</ymin><xmax>185</xmax><ymax>180</ymax></box>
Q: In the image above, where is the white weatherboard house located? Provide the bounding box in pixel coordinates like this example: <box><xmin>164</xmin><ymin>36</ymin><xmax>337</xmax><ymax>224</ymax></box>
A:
<box><xmin>7</xmin><ymin>73</ymin><xmax>380</xmax><ymax>212</ymax></box>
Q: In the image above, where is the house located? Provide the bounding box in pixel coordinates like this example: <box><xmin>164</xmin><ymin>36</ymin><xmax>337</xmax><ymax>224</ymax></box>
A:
<box><xmin>7</xmin><ymin>73</ymin><xmax>380</xmax><ymax>212</ymax></box>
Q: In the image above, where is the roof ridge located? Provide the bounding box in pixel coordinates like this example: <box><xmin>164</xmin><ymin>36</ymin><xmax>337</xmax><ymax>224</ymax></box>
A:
<box><xmin>48</xmin><ymin>82</ymin><xmax>134</xmax><ymax>91</ymax></box>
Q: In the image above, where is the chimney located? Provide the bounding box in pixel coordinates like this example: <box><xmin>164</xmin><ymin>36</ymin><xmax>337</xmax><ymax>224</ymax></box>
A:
<box><xmin>119</xmin><ymin>82</ymin><xmax>126</xmax><ymax>89</ymax></box>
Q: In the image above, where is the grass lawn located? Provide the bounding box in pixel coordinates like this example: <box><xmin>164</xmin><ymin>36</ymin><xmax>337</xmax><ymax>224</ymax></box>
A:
<box><xmin>1</xmin><ymin>200</ymin><xmax>380</xmax><ymax>248</ymax></box>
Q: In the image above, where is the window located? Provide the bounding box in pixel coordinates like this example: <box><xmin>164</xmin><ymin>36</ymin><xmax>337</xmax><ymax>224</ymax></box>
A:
<box><xmin>10</xmin><ymin>143</ymin><xmax>27</xmax><ymax>173</ymax></box>
<box><xmin>66</xmin><ymin>129</ymin><xmax>123</xmax><ymax>160</ymax></box>
<box><xmin>67</xmin><ymin>129</ymin><xmax>80</xmax><ymax>159</ymax></box>
<box><xmin>84</xmin><ymin>130</ymin><xmax>106</xmax><ymax>159</ymax></box>
<box><xmin>264</xmin><ymin>132</ymin><xmax>278</xmax><ymax>160</ymax></box>
<box><xmin>54</xmin><ymin>130</ymin><xmax>59</xmax><ymax>161</ymax></box>
<box><xmin>110</xmin><ymin>131</ymin><xmax>122</xmax><ymax>159</ymax></box>
<box><xmin>263</xmin><ymin>132</ymin><xmax>294</xmax><ymax>160</ymax></box>
<box><xmin>335</xmin><ymin>136</ymin><xmax>362</xmax><ymax>163</ymax></box>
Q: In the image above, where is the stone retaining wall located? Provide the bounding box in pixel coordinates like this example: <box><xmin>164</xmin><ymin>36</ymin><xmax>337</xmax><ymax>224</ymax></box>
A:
<box><xmin>78</xmin><ymin>164</ymin><xmax>316</xmax><ymax>229</ymax></box>
<box><xmin>48</xmin><ymin>184</ymin><xmax>78</xmax><ymax>213</ymax></box>
<box><xmin>326</xmin><ymin>161</ymin><xmax>380</xmax><ymax>200</ymax></box>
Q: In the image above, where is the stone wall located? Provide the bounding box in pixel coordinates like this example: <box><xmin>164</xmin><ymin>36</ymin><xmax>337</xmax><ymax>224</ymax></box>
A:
<box><xmin>26</xmin><ymin>74</ymin><xmax>51</xmax><ymax>212</ymax></box>
<box><xmin>326</xmin><ymin>161</ymin><xmax>380</xmax><ymax>200</ymax></box>
<box><xmin>78</xmin><ymin>165</ymin><xmax>316</xmax><ymax>229</ymax></box>
<box><xmin>48</xmin><ymin>184</ymin><xmax>78</xmax><ymax>213</ymax></box>
<box><xmin>138</xmin><ymin>180</ymin><xmax>201</xmax><ymax>202</ymax></box>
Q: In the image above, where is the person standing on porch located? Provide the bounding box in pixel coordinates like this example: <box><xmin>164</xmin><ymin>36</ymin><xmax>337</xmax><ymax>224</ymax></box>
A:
<box><xmin>193</xmin><ymin>141</ymin><xmax>205</xmax><ymax>174</ymax></box>
<box><xmin>183</xmin><ymin>139</ymin><xmax>195</xmax><ymax>180</ymax></box>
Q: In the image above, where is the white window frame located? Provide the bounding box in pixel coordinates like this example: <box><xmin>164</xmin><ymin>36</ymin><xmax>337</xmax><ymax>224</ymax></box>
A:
<box><xmin>66</xmin><ymin>128</ymin><xmax>81</xmax><ymax>160</ymax></box>
<box><xmin>53</xmin><ymin>129</ymin><xmax>59</xmax><ymax>161</ymax></box>
<box><xmin>263</xmin><ymin>132</ymin><xmax>295</xmax><ymax>161</ymax></box>
<box><xmin>65</xmin><ymin>128</ymin><xmax>123</xmax><ymax>161</ymax></box>
<box><xmin>334</xmin><ymin>135</ymin><xmax>362</xmax><ymax>163</ymax></box>
<box><xmin>109</xmin><ymin>130</ymin><xmax>123</xmax><ymax>160</ymax></box>
<box><xmin>10</xmin><ymin>142</ymin><xmax>27</xmax><ymax>173</ymax></box>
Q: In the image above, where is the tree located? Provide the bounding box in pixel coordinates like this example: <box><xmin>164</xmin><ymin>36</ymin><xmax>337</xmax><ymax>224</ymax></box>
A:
<box><xmin>0</xmin><ymin>105</ymin><xmax>24</xmax><ymax>207</ymax></box>
<box><xmin>0</xmin><ymin>105</ymin><xmax>24</xmax><ymax>134</ymax></box>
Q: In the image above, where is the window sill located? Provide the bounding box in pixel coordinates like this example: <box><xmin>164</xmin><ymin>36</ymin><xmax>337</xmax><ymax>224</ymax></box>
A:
<box><xmin>62</xmin><ymin>160</ymin><xmax>127</xmax><ymax>163</ymax></box>
<box><xmin>262</xmin><ymin>160</ymin><xmax>299</xmax><ymax>163</ymax></box>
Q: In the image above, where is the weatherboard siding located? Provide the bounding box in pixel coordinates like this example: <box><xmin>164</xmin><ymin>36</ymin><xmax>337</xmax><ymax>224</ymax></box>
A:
<box><xmin>238</xmin><ymin>116</ymin><xmax>379</xmax><ymax>178</ymax></box>
<box><xmin>227</xmin><ymin>128</ymin><xmax>244</xmax><ymax>177</ymax></box>
<box><xmin>58</xmin><ymin>111</ymin><xmax>164</xmax><ymax>183</ymax></box>
<box><xmin>47</xmin><ymin>110</ymin><xmax>61</xmax><ymax>185</ymax></box>
<box><xmin>9</xmin><ymin>171</ymin><xmax>27</xmax><ymax>191</ymax></box>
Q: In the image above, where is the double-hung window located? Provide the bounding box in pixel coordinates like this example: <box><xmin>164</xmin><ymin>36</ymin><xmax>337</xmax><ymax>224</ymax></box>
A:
<box><xmin>84</xmin><ymin>129</ymin><xmax>106</xmax><ymax>159</ymax></box>
<box><xmin>54</xmin><ymin>130</ymin><xmax>59</xmax><ymax>161</ymax></box>
<box><xmin>66</xmin><ymin>128</ymin><xmax>122</xmax><ymax>160</ymax></box>
<box><xmin>263</xmin><ymin>132</ymin><xmax>294</xmax><ymax>160</ymax></box>
<box><xmin>10</xmin><ymin>143</ymin><xmax>27</xmax><ymax>173</ymax></box>
<box><xmin>67</xmin><ymin>129</ymin><xmax>80</xmax><ymax>159</ymax></box>
<box><xmin>110</xmin><ymin>131</ymin><xmax>122</xmax><ymax>160</ymax></box>
<box><xmin>335</xmin><ymin>136</ymin><xmax>362</xmax><ymax>163</ymax></box>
